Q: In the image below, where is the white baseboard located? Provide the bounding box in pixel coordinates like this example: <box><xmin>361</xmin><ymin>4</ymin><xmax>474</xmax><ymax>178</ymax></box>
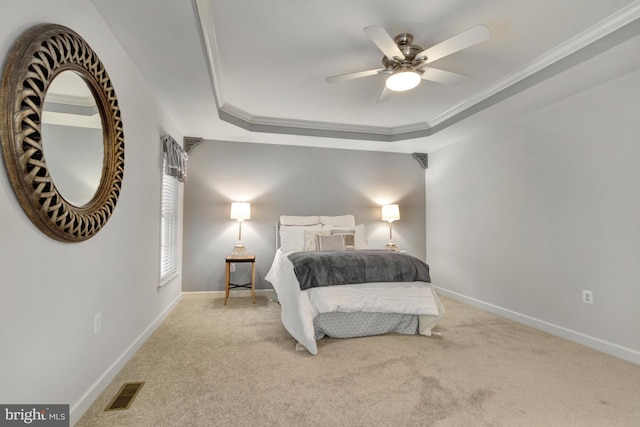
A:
<box><xmin>70</xmin><ymin>292</ymin><xmax>183</xmax><ymax>425</ymax></box>
<box><xmin>434</xmin><ymin>287</ymin><xmax>640</xmax><ymax>366</ymax></box>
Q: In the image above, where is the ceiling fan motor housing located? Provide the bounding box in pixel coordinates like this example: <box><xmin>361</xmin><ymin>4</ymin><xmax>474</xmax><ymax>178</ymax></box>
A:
<box><xmin>381</xmin><ymin>33</ymin><xmax>426</xmax><ymax>72</ymax></box>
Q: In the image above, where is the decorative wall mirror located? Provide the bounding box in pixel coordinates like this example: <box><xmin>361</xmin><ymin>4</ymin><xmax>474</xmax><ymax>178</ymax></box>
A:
<box><xmin>0</xmin><ymin>24</ymin><xmax>124</xmax><ymax>242</ymax></box>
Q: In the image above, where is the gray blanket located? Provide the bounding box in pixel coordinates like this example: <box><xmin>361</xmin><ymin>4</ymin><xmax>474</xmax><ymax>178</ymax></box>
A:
<box><xmin>287</xmin><ymin>250</ymin><xmax>431</xmax><ymax>290</ymax></box>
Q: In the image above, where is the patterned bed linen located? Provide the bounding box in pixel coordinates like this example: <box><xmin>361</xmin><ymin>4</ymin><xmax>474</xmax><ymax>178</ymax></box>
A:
<box><xmin>314</xmin><ymin>312</ymin><xmax>418</xmax><ymax>340</ymax></box>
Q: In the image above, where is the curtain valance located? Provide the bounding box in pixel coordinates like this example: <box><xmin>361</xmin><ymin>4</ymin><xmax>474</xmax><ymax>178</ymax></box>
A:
<box><xmin>162</xmin><ymin>135</ymin><xmax>188</xmax><ymax>182</ymax></box>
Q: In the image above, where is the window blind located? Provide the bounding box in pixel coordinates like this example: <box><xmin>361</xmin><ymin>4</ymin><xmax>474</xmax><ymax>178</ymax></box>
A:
<box><xmin>160</xmin><ymin>165</ymin><xmax>179</xmax><ymax>281</ymax></box>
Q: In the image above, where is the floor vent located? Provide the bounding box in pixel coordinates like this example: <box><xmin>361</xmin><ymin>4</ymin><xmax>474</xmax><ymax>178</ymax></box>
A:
<box><xmin>105</xmin><ymin>382</ymin><xmax>144</xmax><ymax>411</ymax></box>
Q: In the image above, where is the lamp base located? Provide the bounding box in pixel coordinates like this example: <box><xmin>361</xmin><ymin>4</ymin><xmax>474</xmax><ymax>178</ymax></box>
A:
<box><xmin>385</xmin><ymin>241</ymin><xmax>399</xmax><ymax>251</ymax></box>
<box><xmin>231</xmin><ymin>243</ymin><xmax>247</xmax><ymax>257</ymax></box>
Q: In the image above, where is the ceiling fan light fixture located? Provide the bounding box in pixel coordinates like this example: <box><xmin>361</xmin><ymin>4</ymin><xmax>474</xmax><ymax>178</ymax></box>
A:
<box><xmin>385</xmin><ymin>70</ymin><xmax>421</xmax><ymax>92</ymax></box>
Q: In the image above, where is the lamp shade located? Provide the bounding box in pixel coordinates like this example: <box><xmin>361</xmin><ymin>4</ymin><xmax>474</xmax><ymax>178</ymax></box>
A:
<box><xmin>230</xmin><ymin>202</ymin><xmax>251</xmax><ymax>221</ymax></box>
<box><xmin>381</xmin><ymin>204</ymin><xmax>400</xmax><ymax>222</ymax></box>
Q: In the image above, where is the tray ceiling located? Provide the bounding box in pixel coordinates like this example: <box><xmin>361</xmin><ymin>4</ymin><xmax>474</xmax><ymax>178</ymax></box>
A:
<box><xmin>92</xmin><ymin>0</ymin><xmax>640</xmax><ymax>152</ymax></box>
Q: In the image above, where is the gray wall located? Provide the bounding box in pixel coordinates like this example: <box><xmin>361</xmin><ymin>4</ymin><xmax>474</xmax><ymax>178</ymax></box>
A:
<box><xmin>183</xmin><ymin>140</ymin><xmax>426</xmax><ymax>292</ymax></box>
<box><xmin>427</xmin><ymin>66</ymin><xmax>640</xmax><ymax>364</ymax></box>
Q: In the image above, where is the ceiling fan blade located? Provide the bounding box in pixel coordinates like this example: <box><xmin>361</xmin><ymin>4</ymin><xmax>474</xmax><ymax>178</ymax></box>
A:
<box><xmin>376</xmin><ymin>86</ymin><xmax>392</xmax><ymax>103</ymax></box>
<box><xmin>419</xmin><ymin>67</ymin><xmax>467</xmax><ymax>84</ymax></box>
<box><xmin>364</xmin><ymin>26</ymin><xmax>405</xmax><ymax>60</ymax></box>
<box><xmin>416</xmin><ymin>24</ymin><xmax>489</xmax><ymax>63</ymax></box>
<box><xmin>326</xmin><ymin>68</ymin><xmax>383</xmax><ymax>83</ymax></box>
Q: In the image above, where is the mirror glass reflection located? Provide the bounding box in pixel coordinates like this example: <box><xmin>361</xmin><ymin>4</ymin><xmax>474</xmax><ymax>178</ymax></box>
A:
<box><xmin>41</xmin><ymin>71</ymin><xmax>104</xmax><ymax>206</ymax></box>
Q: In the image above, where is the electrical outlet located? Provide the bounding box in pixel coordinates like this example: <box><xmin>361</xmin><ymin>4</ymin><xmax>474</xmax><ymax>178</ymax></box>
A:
<box><xmin>230</xmin><ymin>263</ymin><xmax>235</xmax><ymax>272</ymax></box>
<box><xmin>582</xmin><ymin>290</ymin><xmax>593</xmax><ymax>304</ymax></box>
<box><xmin>94</xmin><ymin>312</ymin><xmax>102</xmax><ymax>334</ymax></box>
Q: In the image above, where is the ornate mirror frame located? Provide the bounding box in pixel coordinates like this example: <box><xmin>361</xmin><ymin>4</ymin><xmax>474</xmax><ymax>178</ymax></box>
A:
<box><xmin>0</xmin><ymin>24</ymin><xmax>125</xmax><ymax>242</ymax></box>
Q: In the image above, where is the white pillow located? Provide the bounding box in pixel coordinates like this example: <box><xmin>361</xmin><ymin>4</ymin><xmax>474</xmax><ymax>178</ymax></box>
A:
<box><xmin>320</xmin><ymin>215</ymin><xmax>355</xmax><ymax>227</ymax></box>
<box><xmin>303</xmin><ymin>230</ymin><xmax>330</xmax><ymax>251</ymax></box>
<box><xmin>322</xmin><ymin>224</ymin><xmax>369</xmax><ymax>250</ymax></box>
<box><xmin>280</xmin><ymin>215</ymin><xmax>320</xmax><ymax>226</ymax></box>
<box><xmin>280</xmin><ymin>224</ymin><xmax>322</xmax><ymax>251</ymax></box>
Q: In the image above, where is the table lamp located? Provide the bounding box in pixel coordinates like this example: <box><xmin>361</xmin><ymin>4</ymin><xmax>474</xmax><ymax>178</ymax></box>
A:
<box><xmin>230</xmin><ymin>202</ymin><xmax>250</xmax><ymax>256</ymax></box>
<box><xmin>381</xmin><ymin>204</ymin><xmax>400</xmax><ymax>251</ymax></box>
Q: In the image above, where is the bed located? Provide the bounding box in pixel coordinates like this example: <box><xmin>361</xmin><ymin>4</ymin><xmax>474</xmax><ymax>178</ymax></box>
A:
<box><xmin>265</xmin><ymin>214</ymin><xmax>445</xmax><ymax>355</ymax></box>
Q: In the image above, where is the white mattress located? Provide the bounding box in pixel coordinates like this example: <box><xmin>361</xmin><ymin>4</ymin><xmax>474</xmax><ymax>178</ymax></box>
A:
<box><xmin>265</xmin><ymin>249</ymin><xmax>444</xmax><ymax>355</ymax></box>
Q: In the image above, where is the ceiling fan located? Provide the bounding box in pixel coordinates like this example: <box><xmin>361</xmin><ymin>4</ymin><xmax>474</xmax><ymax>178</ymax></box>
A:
<box><xmin>326</xmin><ymin>24</ymin><xmax>490</xmax><ymax>102</ymax></box>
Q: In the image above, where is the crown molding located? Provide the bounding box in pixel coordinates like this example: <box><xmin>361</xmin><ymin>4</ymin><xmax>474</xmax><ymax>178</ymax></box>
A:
<box><xmin>194</xmin><ymin>0</ymin><xmax>225</xmax><ymax>109</ymax></box>
<box><xmin>219</xmin><ymin>103</ymin><xmax>393</xmax><ymax>134</ymax></box>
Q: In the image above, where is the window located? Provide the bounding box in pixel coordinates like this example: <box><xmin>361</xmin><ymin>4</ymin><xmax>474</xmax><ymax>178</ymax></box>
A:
<box><xmin>160</xmin><ymin>160</ymin><xmax>179</xmax><ymax>282</ymax></box>
<box><xmin>159</xmin><ymin>134</ymin><xmax>187</xmax><ymax>284</ymax></box>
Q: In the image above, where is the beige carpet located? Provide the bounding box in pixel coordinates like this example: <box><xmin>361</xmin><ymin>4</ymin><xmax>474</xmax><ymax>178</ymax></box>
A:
<box><xmin>77</xmin><ymin>294</ymin><xmax>640</xmax><ymax>426</ymax></box>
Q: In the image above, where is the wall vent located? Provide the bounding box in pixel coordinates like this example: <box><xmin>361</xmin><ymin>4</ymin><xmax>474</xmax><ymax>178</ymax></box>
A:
<box><xmin>105</xmin><ymin>382</ymin><xmax>144</xmax><ymax>411</ymax></box>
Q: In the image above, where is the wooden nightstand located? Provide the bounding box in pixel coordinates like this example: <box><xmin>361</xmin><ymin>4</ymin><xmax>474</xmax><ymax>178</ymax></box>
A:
<box><xmin>225</xmin><ymin>255</ymin><xmax>256</xmax><ymax>305</ymax></box>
